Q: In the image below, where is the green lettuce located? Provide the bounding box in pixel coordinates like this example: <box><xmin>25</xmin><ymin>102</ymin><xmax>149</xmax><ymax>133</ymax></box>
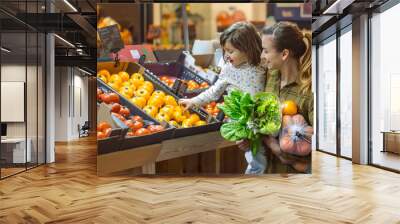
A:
<box><xmin>218</xmin><ymin>90</ymin><xmax>281</xmax><ymax>156</ymax></box>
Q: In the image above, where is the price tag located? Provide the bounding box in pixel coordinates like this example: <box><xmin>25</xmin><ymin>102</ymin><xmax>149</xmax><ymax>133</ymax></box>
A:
<box><xmin>98</xmin><ymin>24</ymin><xmax>124</xmax><ymax>54</ymax></box>
<box><xmin>130</xmin><ymin>49</ymin><xmax>141</xmax><ymax>59</ymax></box>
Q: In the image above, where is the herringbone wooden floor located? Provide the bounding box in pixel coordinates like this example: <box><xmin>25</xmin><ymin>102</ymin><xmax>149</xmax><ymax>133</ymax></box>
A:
<box><xmin>1</xmin><ymin>137</ymin><xmax>400</xmax><ymax>224</ymax></box>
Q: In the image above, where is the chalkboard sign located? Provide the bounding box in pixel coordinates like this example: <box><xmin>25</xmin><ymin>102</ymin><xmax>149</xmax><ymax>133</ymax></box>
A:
<box><xmin>98</xmin><ymin>24</ymin><xmax>124</xmax><ymax>54</ymax></box>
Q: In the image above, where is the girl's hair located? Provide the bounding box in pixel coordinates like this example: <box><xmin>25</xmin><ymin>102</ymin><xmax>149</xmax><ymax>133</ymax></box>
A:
<box><xmin>220</xmin><ymin>22</ymin><xmax>262</xmax><ymax>66</ymax></box>
<box><xmin>262</xmin><ymin>22</ymin><xmax>312</xmax><ymax>94</ymax></box>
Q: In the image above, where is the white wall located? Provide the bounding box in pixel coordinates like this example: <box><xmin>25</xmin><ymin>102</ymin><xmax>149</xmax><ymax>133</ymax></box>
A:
<box><xmin>55</xmin><ymin>67</ymin><xmax>89</xmax><ymax>141</ymax></box>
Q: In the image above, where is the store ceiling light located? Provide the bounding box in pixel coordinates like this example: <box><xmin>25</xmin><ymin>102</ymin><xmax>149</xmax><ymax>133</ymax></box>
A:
<box><xmin>63</xmin><ymin>0</ymin><xmax>78</xmax><ymax>12</ymax></box>
<box><xmin>1</xmin><ymin>47</ymin><xmax>11</xmax><ymax>53</ymax></box>
<box><xmin>54</xmin><ymin>34</ymin><xmax>75</xmax><ymax>48</ymax></box>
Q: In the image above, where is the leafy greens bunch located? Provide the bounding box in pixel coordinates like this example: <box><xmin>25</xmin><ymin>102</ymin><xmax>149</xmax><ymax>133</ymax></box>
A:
<box><xmin>218</xmin><ymin>90</ymin><xmax>281</xmax><ymax>156</ymax></box>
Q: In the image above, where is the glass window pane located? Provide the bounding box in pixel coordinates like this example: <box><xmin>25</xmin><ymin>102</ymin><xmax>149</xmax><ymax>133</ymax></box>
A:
<box><xmin>371</xmin><ymin>3</ymin><xmax>400</xmax><ymax>171</ymax></box>
<box><xmin>340</xmin><ymin>29</ymin><xmax>352</xmax><ymax>158</ymax></box>
<box><xmin>1</xmin><ymin>31</ymin><xmax>27</xmax><ymax>177</ymax></box>
<box><xmin>317</xmin><ymin>36</ymin><xmax>337</xmax><ymax>154</ymax></box>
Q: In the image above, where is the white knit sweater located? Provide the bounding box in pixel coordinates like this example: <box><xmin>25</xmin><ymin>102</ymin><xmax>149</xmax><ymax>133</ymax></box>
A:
<box><xmin>191</xmin><ymin>62</ymin><xmax>266</xmax><ymax>106</ymax></box>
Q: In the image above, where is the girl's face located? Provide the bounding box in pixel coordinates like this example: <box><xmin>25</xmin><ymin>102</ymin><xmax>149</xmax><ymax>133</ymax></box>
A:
<box><xmin>223</xmin><ymin>41</ymin><xmax>248</xmax><ymax>67</ymax></box>
<box><xmin>261</xmin><ymin>35</ymin><xmax>285</xmax><ymax>70</ymax></box>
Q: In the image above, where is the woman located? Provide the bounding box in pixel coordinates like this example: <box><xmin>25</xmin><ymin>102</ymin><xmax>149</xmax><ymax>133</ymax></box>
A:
<box><xmin>238</xmin><ymin>22</ymin><xmax>313</xmax><ymax>173</ymax></box>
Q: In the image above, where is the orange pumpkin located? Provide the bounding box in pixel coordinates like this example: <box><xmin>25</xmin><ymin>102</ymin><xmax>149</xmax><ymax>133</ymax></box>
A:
<box><xmin>279</xmin><ymin>114</ymin><xmax>313</xmax><ymax>156</ymax></box>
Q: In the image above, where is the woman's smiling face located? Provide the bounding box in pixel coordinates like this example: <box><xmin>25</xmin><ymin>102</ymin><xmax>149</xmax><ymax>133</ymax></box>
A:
<box><xmin>260</xmin><ymin>35</ymin><xmax>284</xmax><ymax>70</ymax></box>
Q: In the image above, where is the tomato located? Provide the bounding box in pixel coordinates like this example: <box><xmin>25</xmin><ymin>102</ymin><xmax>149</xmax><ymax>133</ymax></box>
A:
<box><xmin>104</xmin><ymin>128</ymin><xmax>112</xmax><ymax>137</ymax></box>
<box><xmin>97</xmin><ymin>88</ymin><xmax>103</xmax><ymax>100</ymax></box>
<box><xmin>119</xmin><ymin>107</ymin><xmax>130</xmax><ymax>117</ymax></box>
<box><xmin>108</xmin><ymin>93</ymin><xmax>120</xmax><ymax>104</ymax></box>
<box><xmin>110</xmin><ymin>103</ymin><xmax>121</xmax><ymax>113</ymax></box>
<box><xmin>132</xmin><ymin>121</ymin><xmax>144</xmax><ymax>131</ymax></box>
<box><xmin>148</xmin><ymin>125</ymin><xmax>165</xmax><ymax>133</ymax></box>
<box><xmin>212</xmin><ymin>107</ymin><xmax>220</xmax><ymax>114</ymax></box>
<box><xmin>112</xmin><ymin>112</ymin><xmax>126</xmax><ymax>122</ymax></box>
<box><xmin>148</xmin><ymin>95</ymin><xmax>165</xmax><ymax>108</ymax></box>
<box><xmin>187</xmin><ymin>80</ymin><xmax>199</xmax><ymax>90</ymax></box>
<box><xmin>209</xmin><ymin>102</ymin><xmax>217</xmax><ymax>108</ymax></box>
<box><xmin>126</xmin><ymin>131</ymin><xmax>136</xmax><ymax>137</ymax></box>
<box><xmin>124</xmin><ymin>120</ymin><xmax>134</xmax><ymax>130</ymax></box>
<box><xmin>200</xmin><ymin>82</ymin><xmax>209</xmax><ymax>89</ymax></box>
<box><xmin>97</xmin><ymin>131</ymin><xmax>107</xmax><ymax>139</ymax></box>
<box><xmin>134</xmin><ymin>128</ymin><xmax>150</xmax><ymax>136</ymax></box>
<box><xmin>100</xmin><ymin>93</ymin><xmax>112</xmax><ymax>104</ymax></box>
<box><xmin>97</xmin><ymin>121</ymin><xmax>111</xmax><ymax>132</ymax></box>
<box><xmin>131</xmin><ymin>115</ymin><xmax>143</xmax><ymax>123</ymax></box>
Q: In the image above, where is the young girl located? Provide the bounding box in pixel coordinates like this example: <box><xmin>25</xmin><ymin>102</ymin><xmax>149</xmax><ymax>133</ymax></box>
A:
<box><xmin>179</xmin><ymin>22</ymin><xmax>267</xmax><ymax>174</ymax></box>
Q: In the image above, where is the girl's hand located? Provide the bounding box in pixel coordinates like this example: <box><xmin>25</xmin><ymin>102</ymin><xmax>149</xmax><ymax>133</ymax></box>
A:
<box><xmin>236</xmin><ymin>139</ymin><xmax>250</xmax><ymax>152</ymax></box>
<box><xmin>178</xmin><ymin>98</ymin><xmax>194</xmax><ymax>111</ymax></box>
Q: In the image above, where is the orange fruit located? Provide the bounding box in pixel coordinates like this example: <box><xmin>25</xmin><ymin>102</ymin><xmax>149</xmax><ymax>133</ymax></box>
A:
<box><xmin>130</xmin><ymin>96</ymin><xmax>146</xmax><ymax>109</ymax></box>
<box><xmin>135</xmin><ymin>89</ymin><xmax>151</xmax><ymax>100</ymax></box>
<box><xmin>131</xmin><ymin>72</ymin><xmax>145</xmax><ymax>88</ymax></box>
<box><xmin>181</xmin><ymin>119</ymin><xmax>193</xmax><ymax>128</ymax></box>
<box><xmin>169</xmin><ymin>120</ymin><xmax>179</xmax><ymax>127</ymax></box>
<box><xmin>282</xmin><ymin>100</ymin><xmax>298</xmax><ymax>116</ymax></box>
<box><xmin>119</xmin><ymin>86</ymin><xmax>135</xmax><ymax>98</ymax></box>
<box><xmin>159</xmin><ymin>105</ymin><xmax>175</xmax><ymax>117</ymax></box>
<box><xmin>98</xmin><ymin>69</ymin><xmax>111</xmax><ymax>80</ymax></box>
<box><xmin>155</xmin><ymin>112</ymin><xmax>171</xmax><ymax>123</ymax></box>
<box><xmin>188</xmin><ymin>114</ymin><xmax>200</xmax><ymax>123</ymax></box>
<box><xmin>143</xmin><ymin>105</ymin><xmax>158</xmax><ymax>117</ymax></box>
<box><xmin>194</xmin><ymin>120</ymin><xmax>207</xmax><ymax>126</ymax></box>
<box><xmin>147</xmin><ymin>95</ymin><xmax>165</xmax><ymax>108</ymax></box>
<box><xmin>172</xmin><ymin>111</ymin><xmax>186</xmax><ymax>123</ymax></box>
<box><xmin>107</xmin><ymin>82</ymin><xmax>121</xmax><ymax>90</ymax></box>
<box><xmin>118</xmin><ymin>71</ymin><xmax>130</xmax><ymax>82</ymax></box>
<box><xmin>109</xmin><ymin>74</ymin><xmax>123</xmax><ymax>85</ymax></box>
<box><xmin>152</xmin><ymin>90</ymin><xmax>166</xmax><ymax>98</ymax></box>
<box><xmin>140</xmin><ymin>81</ymin><xmax>154</xmax><ymax>93</ymax></box>
<box><xmin>164</xmin><ymin>95</ymin><xmax>178</xmax><ymax>106</ymax></box>
<box><xmin>98</xmin><ymin>75</ymin><xmax>107</xmax><ymax>83</ymax></box>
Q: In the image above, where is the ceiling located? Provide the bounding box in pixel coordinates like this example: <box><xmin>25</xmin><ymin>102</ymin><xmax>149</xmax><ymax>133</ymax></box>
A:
<box><xmin>311</xmin><ymin>0</ymin><xmax>390</xmax><ymax>43</ymax></box>
<box><xmin>0</xmin><ymin>0</ymin><xmax>97</xmax><ymax>73</ymax></box>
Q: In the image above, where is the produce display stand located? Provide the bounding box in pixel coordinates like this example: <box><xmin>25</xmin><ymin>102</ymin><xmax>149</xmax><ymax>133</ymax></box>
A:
<box><xmin>97</xmin><ymin>60</ymin><xmax>229</xmax><ymax>176</ymax></box>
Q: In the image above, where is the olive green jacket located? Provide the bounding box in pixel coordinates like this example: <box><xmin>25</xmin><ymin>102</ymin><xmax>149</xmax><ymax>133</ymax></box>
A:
<box><xmin>264</xmin><ymin>69</ymin><xmax>314</xmax><ymax>173</ymax></box>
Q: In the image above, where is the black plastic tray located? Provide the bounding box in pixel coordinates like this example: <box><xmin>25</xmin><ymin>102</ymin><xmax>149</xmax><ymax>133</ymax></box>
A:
<box><xmin>153</xmin><ymin>49</ymin><xmax>183</xmax><ymax>63</ymax></box>
<box><xmin>142</xmin><ymin>56</ymin><xmax>211</xmax><ymax>98</ymax></box>
<box><xmin>124</xmin><ymin>62</ymin><xmax>222</xmax><ymax>138</ymax></box>
<box><xmin>97</xmin><ymin>78</ymin><xmax>175</xmax><ymax>154</ymax></box>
